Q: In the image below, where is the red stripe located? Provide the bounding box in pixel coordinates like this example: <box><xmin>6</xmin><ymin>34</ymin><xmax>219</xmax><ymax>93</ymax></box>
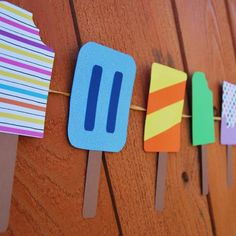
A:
<box><xmin>0</xmin><ymin>97</ymin><xmax>46</xmax><ymax>112</ymax></box>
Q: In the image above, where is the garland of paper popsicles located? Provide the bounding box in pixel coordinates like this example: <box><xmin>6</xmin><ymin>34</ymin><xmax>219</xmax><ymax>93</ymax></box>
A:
<box><xmin>51</xmin><ymin>55</ymin><xmax>236</xmax><ymax>212</ymax></box>
<box><xmin>0</xmin><ymin>1</ymin><xmax>236</xmax><ymax>231</ymax></box>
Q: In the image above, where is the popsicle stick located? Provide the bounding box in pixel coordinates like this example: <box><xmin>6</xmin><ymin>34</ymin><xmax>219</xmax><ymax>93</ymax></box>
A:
<box><xmin>83</xmin><ymin>150</ymin><xmax>102</xmax><ymax>218</ymax></box>
<box><xmin>201</xmin><ymin>145</ymin><xmax>208</xmax><ymax>195</ymax></box>
<box><xmin>227</xmin><ymin>145</ymin><xmax>233</xmax><ymax>187</ymax></box>
<box><xmin>155</xmin><ymin>152</ymin><xmax>168</xmax><ymax>211</ymax></box>
<box><xmin>0</xmin><ymin>133</ymin><xmax>18</xmax><ymax>232</ymax></box>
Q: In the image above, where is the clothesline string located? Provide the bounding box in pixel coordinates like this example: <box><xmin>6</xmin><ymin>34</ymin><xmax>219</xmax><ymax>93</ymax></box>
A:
<box><xmin>49</xmin><ymin>89</ymin><xmax>222</xmax><ymax>121</ymax></box>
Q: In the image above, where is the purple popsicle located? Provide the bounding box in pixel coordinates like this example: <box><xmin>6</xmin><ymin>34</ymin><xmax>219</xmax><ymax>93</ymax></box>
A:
<box><xmin>221</xmin><ymin>81</ymin><xmax>236</xmax><ymax>186</ymax></box>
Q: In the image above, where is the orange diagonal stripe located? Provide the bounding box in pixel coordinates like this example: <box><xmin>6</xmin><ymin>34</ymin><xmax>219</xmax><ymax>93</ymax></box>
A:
<box><xmin>0</xmin><ymin>97</ymin><xmax>46</xmax><ymax>112</ymax></box>
<box><xmin>147</xmin><ymin>81</ymin><xmax>186</xmax><ymax>114</ymax></box>
<box><xmin>144</xmin><ymin>123</ymin><xmax>181</xmax><ymax>152</ymax></box>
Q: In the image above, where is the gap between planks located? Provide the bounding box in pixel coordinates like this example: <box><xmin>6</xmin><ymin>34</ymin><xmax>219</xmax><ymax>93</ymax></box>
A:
<box><xmin>224</xmin><ymin>0</ymin><xmax>236</xmax><ymax>59</ymax></box>
<box><xmin>170</xmin><ymin>0</ymin><xmax>216</xmax><ymax>235</ymax></box>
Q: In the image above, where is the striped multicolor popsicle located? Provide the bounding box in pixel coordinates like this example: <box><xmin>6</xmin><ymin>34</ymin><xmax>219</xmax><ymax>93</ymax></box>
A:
<box><xmin>0</xmin><ymin>1</ymin><xmax>55</xmax><ymax>138</ymax></box>
<box><xmin>144</xmin><ymin>63</ymin><xmax>187</xmax><ymax>152</ymax></box>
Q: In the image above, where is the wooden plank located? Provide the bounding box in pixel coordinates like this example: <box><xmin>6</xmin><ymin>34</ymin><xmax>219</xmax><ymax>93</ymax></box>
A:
<box><xmin>226</xmin><ymin>0</ymin><xmax>236</xmax><ymax>195</ymax></box>
<box><xmin>1</xmin><ymin>1</ymin><xmax>118</xmax><ymax>235</ymax></box>
<box><xmin>174</xmin><ymin>0</ymin><xmax>236</xmax><ymax>235</ymax></box>
<box><xmin>226</xmin><ymin>0</ymin><xmax>236</xmax><ymax>53</ymax></box>
<box><xmin>73</xmin><ymin>0</ymin><xmax>213</xmax><ymax>235</ymax></box>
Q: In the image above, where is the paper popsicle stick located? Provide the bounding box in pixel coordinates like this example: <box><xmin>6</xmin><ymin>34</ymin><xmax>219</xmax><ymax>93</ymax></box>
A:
<box><xmin>0</xmin><ymin>133</ymin><xmax>18</xmax><ymax>232</ymax></box>
<box><xmin>227</xmin><ymin>145</ymin><xmax>233</xmax><ymax>187</ymax></box>
<box><xmin>155</xmin><ymin>152</ymin><xmax>168</xmax><ymax>211</ymax></box>
<box><xmin>83</xmin><ymin>151</ymin><xmax>102</xmax><ymax>218</ymax></box>
<box><xmin>201</xmin><ymin>145</ymin><xmax>208</xmax><ymax>195</ymax></box>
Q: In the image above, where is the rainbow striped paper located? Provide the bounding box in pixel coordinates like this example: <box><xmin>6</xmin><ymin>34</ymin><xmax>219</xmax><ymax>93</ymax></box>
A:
<box><xmin>144</xmin><ymin>63</ymin><xmax>187</xmax><ymax>152</ymax></box>
<box><xmin>0</xmin><ymin>1</ymin><xmax>55</xmax><ymax>138</ymax></box>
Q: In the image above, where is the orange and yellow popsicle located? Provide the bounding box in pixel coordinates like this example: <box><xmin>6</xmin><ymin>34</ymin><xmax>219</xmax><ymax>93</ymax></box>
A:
<box><xmin>144</xmin><ymin>63</ymin><xmax>187</xmax><ymax>152</ymax></box>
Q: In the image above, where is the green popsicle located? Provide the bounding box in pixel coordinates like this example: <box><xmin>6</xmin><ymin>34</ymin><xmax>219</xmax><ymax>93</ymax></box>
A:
<box><xmin>192</xmin><ymin>72</ymin><xmax>215</xmax><ymax>195</ymax></box>
<box><xmin>192</xmin><ymin>72</ymin><xmax>215</xmax><ymax>146</ymax></box>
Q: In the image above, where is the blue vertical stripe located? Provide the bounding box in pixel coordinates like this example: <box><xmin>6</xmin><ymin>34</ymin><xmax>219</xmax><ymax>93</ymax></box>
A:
<box><xmin>106</xmin><ymin>71</ymin><xmax>123</xmax><ymax>133</ymax></box>
<box><xmin>84</xmin><ymin>65</ymin><xmax>102</xmax><ymax>131</ymax></box>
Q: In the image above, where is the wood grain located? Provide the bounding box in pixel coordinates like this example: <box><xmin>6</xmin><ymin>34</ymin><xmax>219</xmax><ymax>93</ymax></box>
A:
<box><xmin>1</xmin><ymin>0</ymin><xmax>236</xmax><ymax>235</ymax></box>
<box><xmin>0</xmin><ymin>1</ymin><xmax>118</xmax><ymax>236</ymax></box>
<box><xmin>73</xmin><ymin>0</ymin><xmax>213</xmax><ymax>235</ymax></box>
<box><xmin>174</xmin><ymin>0</ymin><xmax>236</xmax><ymax>235</ymax></box>
<box><xmin>226</xmin><ymin>0</ymin><xmax>236</xmax><ymax>54</ymax></box>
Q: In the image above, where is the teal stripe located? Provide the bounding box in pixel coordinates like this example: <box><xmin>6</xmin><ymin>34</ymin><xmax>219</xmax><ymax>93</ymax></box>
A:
<box><xmin>0</xmin><ymin>83</ymin><xmax>47</xmax><ymax>99</ymax></box>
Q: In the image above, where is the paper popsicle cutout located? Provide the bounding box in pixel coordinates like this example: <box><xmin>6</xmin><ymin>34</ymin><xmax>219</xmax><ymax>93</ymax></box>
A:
<box><xmin>68</xmin><ymin>42</ymin><xmax>136</xmax><ymax>217</ymax></box>
<box><xmin>192</xmin><ymin>72</ymin><xmax>215</xmax><ymax>146</ymax></box>
<box><xmin>0</xmin><ymin>1</ymin><xmax>55</xmax><ymax>231</ymax></box>
<box><xmin>144</xmin><ymin>63</ymin><xmax>187</xmax><ymax>211</ymax></box>
<box><xmin>221</xmin><ymin>81</ymin><xmax>236</xmax><ymax>186</ymax></box>
<box><xmin>0</xmin><ymin>1</ymin><xmax>55</xmax><ymax>137</ymax></box>
<box><xmin>192</xmin><ymin>72</ymin><xmax>215</xmax><ymax>195</ymax></box>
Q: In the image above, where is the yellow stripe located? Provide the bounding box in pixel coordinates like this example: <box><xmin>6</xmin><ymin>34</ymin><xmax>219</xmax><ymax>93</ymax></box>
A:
<box><xmin>0</xmin><ymin>2</ymin><xmax>32</xmax><ymax>20</ymax></box>
<box><xmin>144</xmin><ymin>100</ymin><xmax>184</xmax><ymax>141</ymax></box>
<box><xmin>0</xmin><ymin>112</ymin><xmax>44</xmax><ymax>125</ymax></box>
<box><xmin>0</xmin><ymin>43</ymin><xmax>53</xmax><ymax>64</ymax></box>
<box><xmin>0</xmin><ymin>70</ymin><xmax>49</xmax><ymax>88</ymax></box>
<box><xmin>150</xmin><ymin>63</ymin><xmax>187</xmax><ymax>93</ymax></box>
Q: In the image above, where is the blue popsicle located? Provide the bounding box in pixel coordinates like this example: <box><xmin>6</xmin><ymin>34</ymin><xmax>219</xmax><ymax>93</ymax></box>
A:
<box><xmin>68</xmin><ymin>42</ymin><xmax>136</xmax><ymax>152</ymax></box>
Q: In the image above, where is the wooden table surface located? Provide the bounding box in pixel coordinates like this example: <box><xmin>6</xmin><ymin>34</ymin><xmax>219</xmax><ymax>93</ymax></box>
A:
<box><xmin>1</xmin><ymin>0</ymin><xmax>236</xmax><ymax>235</ymax></box>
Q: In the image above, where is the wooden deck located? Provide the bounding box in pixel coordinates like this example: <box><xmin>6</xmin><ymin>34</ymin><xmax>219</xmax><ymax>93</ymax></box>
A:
<box><xmin>1</xmin><ymin>0</ymin><xmax>236</xmax><ymax>235</ymax></box>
